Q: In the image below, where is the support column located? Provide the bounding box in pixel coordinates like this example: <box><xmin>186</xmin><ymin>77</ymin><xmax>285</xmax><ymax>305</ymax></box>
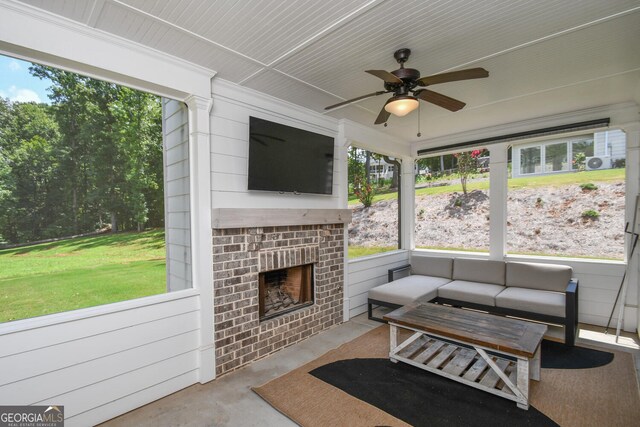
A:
<box><xmin>489</xmin><ymin>143</ymin><xmax>510</xmax><ymax>260</ymax></box>
<box><xmin>619</xmin><ymin>123</ymin><xmax>640</xmax><ymax>336</ymax></box>
<box><xmin>401</xmin><ymin>155</ymin><xmax>415</xmax><ymax>250</ymax></box>
<box><xmin>185</xmin><ymin>95</ymin><xmax>215</xmax><ymax>383</ymax></box>
<box><xmin>337</xmin><ymin>125</ymin><xmax>351</xmax><ymax>322</ymax></box>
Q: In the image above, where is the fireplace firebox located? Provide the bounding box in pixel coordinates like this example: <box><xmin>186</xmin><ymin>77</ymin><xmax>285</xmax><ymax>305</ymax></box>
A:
<box><xmin>259</xmin><ymin>264</ymin><xmax>314</xmax><ymax>321</ymax></box>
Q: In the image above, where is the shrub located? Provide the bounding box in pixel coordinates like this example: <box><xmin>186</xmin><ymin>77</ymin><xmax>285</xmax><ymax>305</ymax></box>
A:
<box><xmin>579</xmin><ymin>183</ymin><xmax>598</xmax><ymax>191</ymax></box>
<box><xmin>613</xmin><ymin>158</ymin><xmax>625</xmax><ymax>168</ymax></box>
<box><xmin>581</xmin><ymin>209</ymin><xmax>600</xmax><ymax>220</ymax></box>
<box><xmin>354</xmin><ymin>176</ymin><xmax>375</xmax><ymax>207</ymax></box>
<box><xmin>454</xmin><ymin>149</ymin><xmax>483</xmax><ymax>195</ymax></box>
<box><xmin>572</xmin><ymin>152</ymin><xmax>586</xmax><ymax>171</ymax></box>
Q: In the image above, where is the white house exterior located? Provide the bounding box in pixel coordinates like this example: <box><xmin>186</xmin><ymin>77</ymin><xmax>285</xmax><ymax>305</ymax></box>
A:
<box><xmin>512</xmin><ymin>130</ymin><xmax>626</xmax><ymax>177</ymax></box>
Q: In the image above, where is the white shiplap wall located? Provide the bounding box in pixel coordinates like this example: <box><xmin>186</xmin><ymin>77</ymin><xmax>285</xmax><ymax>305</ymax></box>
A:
<box><xmin>347</xmin><ymin>251</ymin><xmax>410</xmax><ymax>318</ymax></box>
<box><xmin>0</xmin><ymin>292</ymin><xmax>200</xmax><ymax>426</ymax></box>
<box><xmin>163</xmin><ymin>99</ymin><xmax>192</xmax><ymax>291</ymax></box>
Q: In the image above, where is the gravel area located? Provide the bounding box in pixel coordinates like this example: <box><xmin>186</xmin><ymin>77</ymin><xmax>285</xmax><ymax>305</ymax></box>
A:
<box><xmin>349</xmin><ymin>182</ymin><xmax>626</xmax><ymax>259</ymax></box>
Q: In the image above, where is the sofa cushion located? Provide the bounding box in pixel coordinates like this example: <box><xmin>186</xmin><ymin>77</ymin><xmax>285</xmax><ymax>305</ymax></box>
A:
<box><xmin>506</xmin><ymin>262</ymin><xmax>572</xmax><ymax>293</ymax></box>
<box><xmin>437</xmin><ymin>280</ymin><xmax>506</xmax><ymax>306</ymax></box>
<box><xmin>411</xmin><ymin>256</ymin><xmax>453</xmax><ymax>279</ymax></box>
<box><xmin>453</xmin><ymin>258</ymin><xmax>506</xmax><ymax>285</ymax></box>
<box><xmin>496</xmin><ymin>287</ymin><xmax>565</xmax><ymax>317</ymax></box>
<box><xmin>369</xmin><ymin>275</ymin><xmax>451</xmax><ymax>306</ymax></box>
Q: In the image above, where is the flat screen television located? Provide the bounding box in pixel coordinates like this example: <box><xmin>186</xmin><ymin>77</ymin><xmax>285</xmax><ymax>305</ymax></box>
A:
<box><xmin>248</xmin><ymin>116</ymin><xmax>335</xmax><ymax>195</ymax></box>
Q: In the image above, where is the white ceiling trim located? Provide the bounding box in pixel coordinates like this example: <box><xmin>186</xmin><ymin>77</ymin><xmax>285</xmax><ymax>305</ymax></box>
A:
<box><xmin>0</xmin><ymin>0</ymin><xmax>215</xmax><ymax>99</ymax></box>
<box><xmin>86</xmin><ymin>0</ymin><xmax>105</xmax><ymax>27</ymax></box>
<box><xmin>264</xmin><ymin>0</ymin><xmax>383</xmax><ymax>69</ymax></box>
<box><xmin>462</xmin><ymin>68</ymin><xmax>640</xmax><ymax>113</ymax></box>
<box><xmin>434</xmin><ymin>5</ymin><xmax>640</xmax><ymax>73</ymax></box>
<box><xmin>110</xmin><ymin>0</ymin><xmax>267</xmax><ymax>67</ymax></box>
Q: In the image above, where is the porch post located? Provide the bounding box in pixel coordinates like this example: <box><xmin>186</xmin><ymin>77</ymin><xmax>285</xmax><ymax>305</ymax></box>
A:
<box><xmin>489</xmin><ymin>143</ymin><xmax>510</xmax><ymax>260</ymax></box>
<box><xmin>185</xmin><ymin>94</ymin><xmax>215</xmax><ymax>383</ymax></box>
<box><xmin>619</xmin><ymin>123</ymin><xmax>640</xmax><ymax>336</ymax></box>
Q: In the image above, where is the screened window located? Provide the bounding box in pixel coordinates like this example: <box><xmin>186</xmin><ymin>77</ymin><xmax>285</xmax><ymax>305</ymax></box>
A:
<box><xmin>414</xmin><ymin>149</ymin><xmax>490</xmax><ymax>253</ymax></box>
<box><xmin>0</xmin><ymin>54</ymin><xmax>189</xmax><ymax>323</ymax></box>
<box><xmin>347</xmin><ymin>146</ymin><xmax>399</xmax><ymax>258</ymax></box>
<box><xmin>507</xmin><ymin>131</ymin><xmax>625</xmax><ymax>260</ymax></box>
<box><xmin>520</xmin><ymin>146</ymin><xmax>541</xmax><ymax>174</ymax></box>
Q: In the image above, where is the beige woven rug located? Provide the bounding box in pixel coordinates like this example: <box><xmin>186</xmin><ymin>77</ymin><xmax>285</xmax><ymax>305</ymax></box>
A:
<box><xmin>253</xmin><ymin>325</ymin><xmax>640</xmax><ymax>427</ymax></box>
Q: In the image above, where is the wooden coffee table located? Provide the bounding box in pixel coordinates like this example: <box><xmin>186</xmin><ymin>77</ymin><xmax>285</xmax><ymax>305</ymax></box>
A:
<box><xmin>384</xmin><ymin>302</ymin><xmax>547</xmax><ymax>410</ymax></box>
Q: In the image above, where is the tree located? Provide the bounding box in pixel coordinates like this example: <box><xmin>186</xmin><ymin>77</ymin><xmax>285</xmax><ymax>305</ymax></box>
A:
<box><xmin>26</xmin><ymin>64</ymin><xmax>164</xmax><ymax>237</ymax></box>
<box><xmin>30</xmin><ymin>64</ymin><xmax>95</xmax><ymax>234</ymax></box>
<box><xmin>348</xmin><ymin>146</ymin><xmax>366</xmax><ymax>192</ymax></box>
<box><xmin>454</xmin><ymin>149</ymin><xmax>482</xmax><ymax>195</ymax></box>
<box><xmin>0</xmin><ymin>98</ymin><xmax>61</xmax><ymax>243</ymax></box>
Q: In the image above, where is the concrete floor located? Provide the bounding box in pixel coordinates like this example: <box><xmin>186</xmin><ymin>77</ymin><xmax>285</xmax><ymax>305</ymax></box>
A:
<box><xmin>101</xmin><ymin>313</ymin><xmax>381</xmax><ymax>427</ymax></box>
<box><xmin>101</xmin><ymin>310</ymin><xmax>640</xmax><ymax>427</ymax></box>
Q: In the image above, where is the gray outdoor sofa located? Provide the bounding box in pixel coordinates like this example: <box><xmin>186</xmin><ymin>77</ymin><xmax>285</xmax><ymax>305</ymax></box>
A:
<box><xmin>367</xmin><ymin>255</ymin><xmax>578</xmax><ymax>346</ymax></box>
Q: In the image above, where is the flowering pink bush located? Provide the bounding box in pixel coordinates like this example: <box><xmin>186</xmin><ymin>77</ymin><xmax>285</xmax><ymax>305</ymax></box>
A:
<box><xmin>454</xmin><ymin>149</ymin><xmax>483</xmax><ymax>195</ymax></box>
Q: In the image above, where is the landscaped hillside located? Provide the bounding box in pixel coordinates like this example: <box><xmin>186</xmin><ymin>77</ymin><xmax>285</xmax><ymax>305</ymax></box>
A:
<box><xmin>349</xmin><ymin>170</ymin><xmax>626</xmax><ymax>260</ymax></box>
<box><xmin>0</xmin><ymin>229</ymin><xmax>166</xmax><ymax>322</ymax></box>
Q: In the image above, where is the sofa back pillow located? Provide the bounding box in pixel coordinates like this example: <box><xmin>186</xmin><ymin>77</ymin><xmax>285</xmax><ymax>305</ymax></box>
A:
<box><xmin>411</xmin><ymin>256</ymin><xmax>453</xmax><ymax>279</ymax></box>
<box><xmin>453</xmin><ymin>258</ymin><xmax>506</xmax><ymax>285</ymax></box>
<box><xmin>506</xmin><ymin>261</ymin><xmax>572</xmax><ymax>292</ymax></box>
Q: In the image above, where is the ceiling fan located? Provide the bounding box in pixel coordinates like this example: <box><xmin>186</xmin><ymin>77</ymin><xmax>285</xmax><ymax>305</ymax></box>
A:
<box><xmin>324</xmin><ymin>48</ymin><xmax>489</xmax><ymax>125</ymax></box>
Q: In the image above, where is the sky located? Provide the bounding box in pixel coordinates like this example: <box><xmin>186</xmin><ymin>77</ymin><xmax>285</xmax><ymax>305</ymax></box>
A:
<box><xmin>0</xmin><ymin>54</ymin><xmax>52</xmax><ymax>104</ymax></box>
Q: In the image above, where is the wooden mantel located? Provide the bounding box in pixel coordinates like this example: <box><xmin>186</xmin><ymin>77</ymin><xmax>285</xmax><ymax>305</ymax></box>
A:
<box><xmin>211</xmin><ymin>208</ymin><xmax>352</xmax><ymax>229</ymax></box>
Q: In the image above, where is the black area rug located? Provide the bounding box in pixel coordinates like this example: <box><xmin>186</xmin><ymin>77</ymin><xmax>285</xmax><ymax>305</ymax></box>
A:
<box><xmin>541</xmin><ymin>340</ymin><xmax>614</xmax><ymax>369</ymax></box>
<box><xmin>311</xmin><ymin>358</ymin><xmax>558</xmax><ymax>427</ymax></box>
<box><xmin>309</xmin><ymin>342</ymin><xmax>615</xmax><ymax>427</ymax></box>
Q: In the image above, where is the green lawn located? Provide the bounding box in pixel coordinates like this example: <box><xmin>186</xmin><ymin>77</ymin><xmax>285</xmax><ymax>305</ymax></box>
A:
<box><xmin>348</xmin><ymin>246</ymin><xmax>398</xmax><ymax>259</ymax></box>
<box><xmin>0</xmin><ymin>229</ymin><xmax>167</xmax><ymax>322</ymax></box>
<box><xmin>348</xmin><ymin>168</ymin><xmax>625</xmax><ymax>205</ymax></box>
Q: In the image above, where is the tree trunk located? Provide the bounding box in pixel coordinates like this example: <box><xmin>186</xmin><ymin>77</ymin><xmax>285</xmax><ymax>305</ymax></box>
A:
<box><xmin>365</xmin><ymin>152</ymin><xmax>371</xmax><ymax>184</ymax></box>
<box><xmin>111</xmin><ymin>212</ymin><xmax>118</xmax><ymax>233</ymax></box>
<box><xmin>72</xmin><ymin>187</ymin><xmax>78</xmax><ymax>234</ymax></box>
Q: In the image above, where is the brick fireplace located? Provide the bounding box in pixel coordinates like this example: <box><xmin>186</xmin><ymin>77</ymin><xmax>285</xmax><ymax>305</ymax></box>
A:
<box><xmin>211</xmin><ymin>209</ymin><xmax>350</xmax><ymax>376</ymax></box>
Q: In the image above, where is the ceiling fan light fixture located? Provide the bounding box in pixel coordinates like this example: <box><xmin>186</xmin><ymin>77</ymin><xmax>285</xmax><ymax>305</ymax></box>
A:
<box><xmin>385</xmin><ymin>95</ymin><xmax>419</xmax><ymax>117</ymax></box>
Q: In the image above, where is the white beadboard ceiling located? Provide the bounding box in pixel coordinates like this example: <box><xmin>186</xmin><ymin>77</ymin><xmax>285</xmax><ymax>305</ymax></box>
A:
<box><xmin>16</xmin><ymin>0</ymin><xmax>640</xmax><ymax>141</ymax></box>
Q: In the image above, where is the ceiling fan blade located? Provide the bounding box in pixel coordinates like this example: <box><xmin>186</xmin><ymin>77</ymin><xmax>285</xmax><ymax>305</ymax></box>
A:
<box><xmin>365</xmin><ymin>70</ymin><xmax>403</xmax><ymax>84</ymax></box>
<box><xmin>416</xmin><ymin>89</ymin><xmax>466</xmax><ymax>112</ymax></box>
<box><xmin>324</xmin><ymin>91</ymin><xmax>387</xmax><ymax>111</ymax></box>
<box><xmin>416</xmin><ymin>68</ymin><xmax>489</xmax><ymax>86</ymax></box>
<box><xmin>374</xmin><ymin>101</ymin><xmax>391</xmax><ymax>125</ymax></box>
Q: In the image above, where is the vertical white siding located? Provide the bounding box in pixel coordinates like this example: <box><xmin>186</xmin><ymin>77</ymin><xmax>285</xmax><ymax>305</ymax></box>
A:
<box><xmin>346</xmin><ymin>251</ymin><xmax>410</xmax><ymax>318</ymax></box>
<box><xmin>0</xmin><ymin>293</ymin><xmax>201</xmax><ymax>427</ymax></box>
<box><xmin>594</xmin><ymin>129</ymin><xmax>627</xmax><ymax>160</ymax></box>
<box><xmin>163</xmin><ymin>99</ymin><xmax>192</xmax><ymax>292</ymax></box>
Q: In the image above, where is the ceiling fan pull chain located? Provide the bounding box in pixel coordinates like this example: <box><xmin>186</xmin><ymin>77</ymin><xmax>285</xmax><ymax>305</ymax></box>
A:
<box><xmin>417</xmin><ymin>102</ymin><xmax>422</xmax><ymax>137</ymax></box>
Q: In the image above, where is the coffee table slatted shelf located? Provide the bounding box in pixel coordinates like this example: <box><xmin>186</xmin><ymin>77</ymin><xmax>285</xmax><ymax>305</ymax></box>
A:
<box><xmin>392</xmin><ymin>334</ymin><xmax>520</xmax><ymax>400</ymax></box>
<box><xmin>385</xmin><ymin>303</ymin><xmax>547</xmax><ymax>410</ymax></box>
